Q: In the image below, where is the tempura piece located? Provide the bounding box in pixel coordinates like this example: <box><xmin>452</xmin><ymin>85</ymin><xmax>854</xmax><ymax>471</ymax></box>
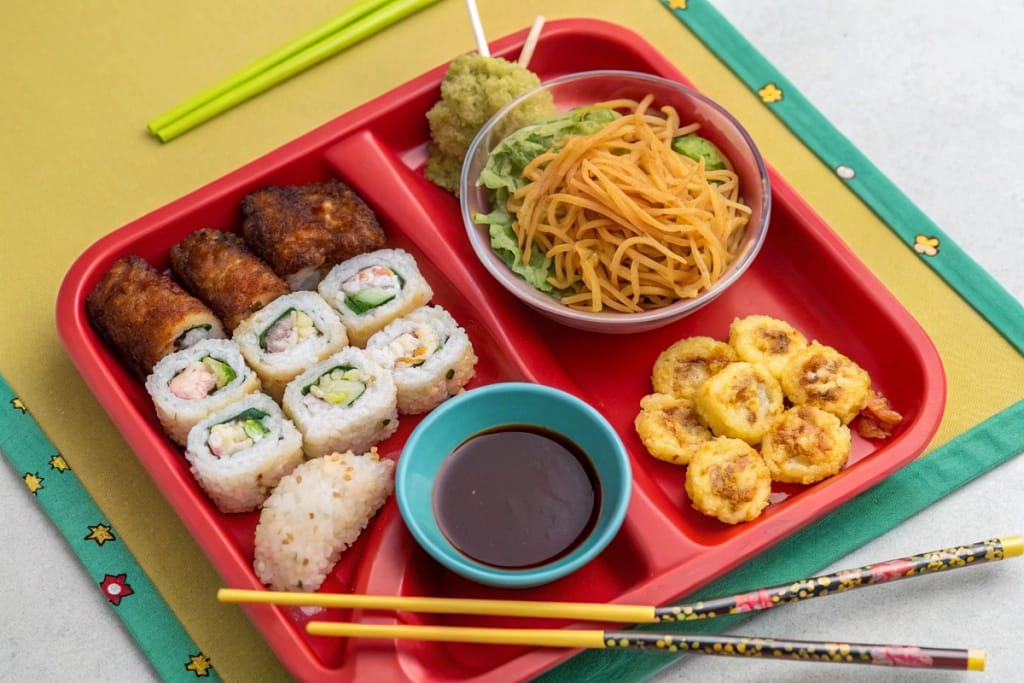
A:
<box><xmin>634</xmin><ymin>393</ymin><xmax>712</xmax><ymax>465</ymax></box>
<box><xmin>695</xmin><ymin>361</ymin><xmax>784</xmax><ymax>445</ymax></box>
<box><xmin>779</xmin><ymin>341</ymin><xmax>872</xmax><ymax>424</ymax></box>
<box><xmin>685</xmin><ymin>438</ymin><xmax>772</xmax><ymax>524</ymax></box>
<box><xmin>728</xmin><ymin>314</ymin><xmax>808</xmax><ymax>379</ymax></box>
<box><xmin>761</xmin><ymin>406</ymin><xmax>852</xmax><ymax>485</ymax></box>
<box><xmin>241</xmin><ymin>179</ymin><xmax>386</xmax><ymax>291</ymax></box>
<box><xmin>169</xmin><ymin>228</ymin><xmax>290</xmax><ymax>332</ymax></box>
<box><xmin>651</xmin><ymin>336</ymin><xmax>738</xmax><ymax>400</ymax></box>
<box><xmin>86</xmin><ymin>255</ymin><xmax>225</xmax><ymax>380</ymax></box>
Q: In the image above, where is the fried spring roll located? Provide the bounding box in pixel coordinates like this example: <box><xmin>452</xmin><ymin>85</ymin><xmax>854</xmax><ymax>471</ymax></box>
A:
<box><xmin>241</xmin><ymin>179</ymin><xmax>387</xmax><ymax>291</ymax></box>
<box><xmin>86</xmin><ymin>255</ymin><xmax>226</xmax><ymax>380</ymax></box>
<box><xmin>169</xmin><ymin>228</ymin><xmax>290</xmax><ymax>332</ymax></box>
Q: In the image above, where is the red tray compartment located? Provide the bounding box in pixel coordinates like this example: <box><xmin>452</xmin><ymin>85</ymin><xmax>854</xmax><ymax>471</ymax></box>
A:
<box><xmin>55</xmin><ymin>18</ymin><xmax>945</xmax><ymax>683</ymax></box>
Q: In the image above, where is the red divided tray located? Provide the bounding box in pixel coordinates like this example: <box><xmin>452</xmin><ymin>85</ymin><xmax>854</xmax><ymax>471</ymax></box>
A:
<box><xmin>56</xmin><ymin>18</ymin><xmax>946</xmax><ymax>683</ymax></box>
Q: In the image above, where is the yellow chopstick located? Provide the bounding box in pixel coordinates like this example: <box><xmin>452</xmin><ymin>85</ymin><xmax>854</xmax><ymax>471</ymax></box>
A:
<box><xmin>218</xmin><ymin>588</ymin><xmax>658</xmax><ymax>623</ymax></box>
<box><xmin>304</xmin><ymin>622</ymin><xmax>986</xmax><ymax>672</ymax></box>
<box><xmin>147</xmin><ymin>0</ymin><xmax>442</xmax><ymax>142</ymax></box>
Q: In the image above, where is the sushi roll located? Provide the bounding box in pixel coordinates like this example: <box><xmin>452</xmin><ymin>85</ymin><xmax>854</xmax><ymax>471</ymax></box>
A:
<box><xmin>253</xmin><ymin>450</ymin><xmax>395</xmax><ymax>592</ymax></box>
<box><xmin>86</xmin><ymin>255</ymin><xmax>226</xmax><ymax>380</ymax></box>
<box><xmin>365</xmin><ymin>305</ymin><xmax>478</xmax><ymax>414</ymax></box>
<box><xmin>145</xmin><ymin>338</ymin><xmax>261</xmax><ymax>446</ymax></box>
<box><xmin>282</xmin><ymin>346</ymin><xmax>398</xmax><ymax>458</ymax></box>
<box><xmin>184</xmin><ymin>393</ymin><xmax>304</xmax><ymax>514</ymax></box>
<box><xmin>241</xmin><ymin>179</ymin><xmax>387</xmax><ymax>291</ymax></box>
<box><xmin>169</xmin><ymin>228</ymin><xmax>290</xmax><ymax>331</ymax></box>
<box><xmin>317</xmin><ymin>248</ymin><xmax>433</xmax><ymax>347</ymax></box>
<box><xmin>233</xmin><ymin>291</ymin><xmax>349</xmax><ymax>402</ymax></box>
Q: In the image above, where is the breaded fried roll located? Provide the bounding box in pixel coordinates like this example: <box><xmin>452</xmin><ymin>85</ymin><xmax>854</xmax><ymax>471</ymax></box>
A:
<box><xmin>86</xmin><ymin>255</ymin><xmax>225</xmax><ymax>380</ymax></box>
<box><xmin>169</xmin><ymin>228</ymin><xmax>290</xmax><ymax>332</ymax></box>
<box><xmin>241</xmin><ymin>179</ymin><xmax>387</xmax><ymax>291</ymax></box>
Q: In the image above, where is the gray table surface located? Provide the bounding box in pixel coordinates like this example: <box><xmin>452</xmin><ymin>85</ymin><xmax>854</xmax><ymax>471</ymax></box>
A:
<box><xmin>3</xmin><ymin>1</ymin><xmax>1021</xmax><ymax>681</ymax></box>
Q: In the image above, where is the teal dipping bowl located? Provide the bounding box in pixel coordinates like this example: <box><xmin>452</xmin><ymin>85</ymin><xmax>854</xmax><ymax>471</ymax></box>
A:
<box><xmin>396</xmin><ymin>382</ymin><xmax>632</xmax><ymax>589</ymax></box>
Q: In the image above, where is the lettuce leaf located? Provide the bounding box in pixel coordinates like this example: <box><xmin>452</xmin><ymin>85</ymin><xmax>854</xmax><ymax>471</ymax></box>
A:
<box><xmin>473</xmin><ymin>106</ymin><xmax>621</xmax><ymax>295</ymax></box>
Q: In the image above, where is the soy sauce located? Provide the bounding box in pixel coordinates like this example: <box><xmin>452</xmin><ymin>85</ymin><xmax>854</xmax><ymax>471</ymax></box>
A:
<box><xmin>432</xmin><ymin>425</ymin><xmax>600</xmax><ymax>569</ymax></box>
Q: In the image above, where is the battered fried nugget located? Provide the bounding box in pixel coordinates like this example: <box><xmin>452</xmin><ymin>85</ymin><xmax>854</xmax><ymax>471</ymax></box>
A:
<box><xmin>728</xmin><ymin>314</ymin><xmax>808</xmax><ymax>379</ymax></box>
<box><xmin>169</xmin><ymin>228</ymin><xmax>290</xmax><ymax>332</ymax></box>
<box><xmin>651</xmin><ymin>336</ymin><xmax>738</xmax><ymax>400</ymax></box>
<box><xmin>86</xmin><ymin>255</ymin><xmax>225</xmax><ymax>380</ymax></box>
<box><xmin>241</xmin><ymin>179</ymin><xmax>386</xmax><ymax>290</ymax></box>
<box><xmin>779</xmin><ymin>341</ymin><xmax>871</xmax><ymax>424</ymax></box>
<box><xmin>761</xmin><ymin>406</ymin><xmax>852</xmax><ymax>484</ymax></box>
<box><xmin>634</xmin><ymin>393</ymin><xmax>712</xmax><ymax>465</ymax></box>
<box><xmin>685</xmin><ymin>437</ymin><xmax>772</xmax><ymax>524</ymax></box>
<box><xmin>695</xmin><ymin>361</ymin><xmax>784</xmax><ymax>445</ymax></box>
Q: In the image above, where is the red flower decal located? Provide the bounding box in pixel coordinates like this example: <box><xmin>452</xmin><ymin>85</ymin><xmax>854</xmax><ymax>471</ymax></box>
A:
<box><xmin>869</xmin><ymin>559</ymin><xmax>916</xmax><ymax>583</ymax></box>
<box><xmin>100</xmin><ymin>573</ymin><xmax>134</xmax><ymax>606</ymax></box>
<box><xmin>733</xmin><ymin>589</ymin><xmax>775</xmax><ymax>613</ymax></box>
<box><xmin>873</xmin><ymin>646</ymin><xmax>934</xmax><ymax>667</ymax></box>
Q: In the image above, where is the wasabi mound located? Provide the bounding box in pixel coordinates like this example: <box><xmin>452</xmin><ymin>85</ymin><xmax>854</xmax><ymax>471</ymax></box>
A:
<box><xmin>425</xmin><ymin>53</ymin><xmax>554</xmax><ymax>194</ymax></box>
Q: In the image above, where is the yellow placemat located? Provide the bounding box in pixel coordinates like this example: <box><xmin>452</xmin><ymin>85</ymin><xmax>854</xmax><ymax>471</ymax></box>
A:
<box><xmin>2</xmin><ymin>1</ymin><xmax>1022</xmax><ymax>681</ymax></box>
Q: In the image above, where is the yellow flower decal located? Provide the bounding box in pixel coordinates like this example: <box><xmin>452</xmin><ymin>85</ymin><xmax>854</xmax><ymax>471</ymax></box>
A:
<box><xmin>50</xmin><ymin>454</ymin><xmax>70</xmax><ymax>472</ymax></box>
<box><xmin>668</xmin><ymin>0</ymin><xmax>688</xmax><ymax>8</ymax></box>
<box><xmin>914</xmin><ymin>234</ymin><xmax>940</xmax><ymax>256</ymax></box>
<box><xmin>86</xmin><ymin>523</ymin><xmax>116</xmax><ymax>546</ymax></box>
<box><xmin>185</xmin><ymin>653</ymin><xmax>214</xmax><ymax>677</ymax></box>
<box><xmin>24</xmin><ymin>472</ymin><xmax>43</xmax><ymax>494</ymax></box>
<box><xmin>758</xmin><ymin>83</ymin><xmax>783</xmax><ymax>103</ymax></box>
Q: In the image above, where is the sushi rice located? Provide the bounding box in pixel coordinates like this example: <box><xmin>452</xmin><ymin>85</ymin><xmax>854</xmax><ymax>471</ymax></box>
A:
<box><xmin>145</xmin><ymin>338</ymin><xmax>262</xmax><ymax>446</ymax></box>
<box><xmin>253</xmin><ymin>450</ymin><xmax>395</xmax><ymax>592</ymax></box>
<box><xmin>317</xmin><ymin>248</ymin><xmax>433</xmax><ymax>347</ymax></box>
<box><xmin>365</xmin><ymin>305</ymin><xmax>478</xmax><ymax>414</ymax></box>
<box><xmin>233</xmin><ymin>290</ymin><xmax>349</xmax><ymax>402</ymax></box>
<box><xmin>282</xmin><ymin>346</ymin><xmax>399</xmax><ymax>458</ymax></box>
<box><xmin>184</xmin><ymin>392</ymin><xmax>304</xmax><ymax>514</ymax></box>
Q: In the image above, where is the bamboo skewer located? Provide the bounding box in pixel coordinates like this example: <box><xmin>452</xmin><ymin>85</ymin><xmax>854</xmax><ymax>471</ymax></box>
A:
<box><xmin>462</xmin><ymin>0</ymin><xmax>490</xmax><ymax>57</ymax></box>
<box><xmin>304</xmin><ymin>621</ymin><xmax>987</xmax><ymax>671</ymax></box>
<box><xmin>219</xmin><ymin>535</ymin><xmax>1021</xmax><ymax>623</ymax></box>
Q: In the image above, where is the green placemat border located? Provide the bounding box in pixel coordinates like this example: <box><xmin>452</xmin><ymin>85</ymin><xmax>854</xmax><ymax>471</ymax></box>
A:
<box><xmin>661</xmin><ymin>0</ymin><xmax>1024</xmax><ymax>353</ymax></box>
<box><xmin>538</xmin><ymin>2</ymin><xmax>1024</xmax><ymax>680</ymax></box>
<box><xmin>0</xmin><ymin>374</ymin><xmax>222</xmax><ymax>683</ymax></box>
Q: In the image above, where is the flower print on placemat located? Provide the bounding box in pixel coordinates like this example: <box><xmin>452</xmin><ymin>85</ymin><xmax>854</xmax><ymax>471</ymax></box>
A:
<box><xmin>99</xmin><ymin>573</ymin><xmax>135</xmax><ymax>606</ymax></box>
<box><xmin>186</xmin><ymin>653</ymin><xmax>215</xmax><ymax>678</ymax></box>
<box><xmin>23</xmin><ymin>471</ymin><xmax>44</xmax><ymax>494</ymax></box>
<box><xmin>914</xmin><ymin>234</ymin><xmax>940</xmax><ymax>256</ymax></box>
<box><xmin>758</xmin><ymin>82</ymin><xmax>783</xmax><ymax>103</ymax></box>
<box><xmin>85</xmin><ymin>523</ymin><xmax>117</xmax><ymax>546</ymax></box>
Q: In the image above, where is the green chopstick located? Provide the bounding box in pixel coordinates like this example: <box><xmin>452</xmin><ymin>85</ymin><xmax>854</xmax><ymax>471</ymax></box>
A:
<box><xmin>147</xmin><ymin>0</ymin><xmax>442</xmax><ymax>142</ymax></box>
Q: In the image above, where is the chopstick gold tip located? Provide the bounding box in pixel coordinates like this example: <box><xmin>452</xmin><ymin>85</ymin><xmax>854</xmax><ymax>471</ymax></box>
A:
<box><xmin>968</xmin><ymin>649</ymin><xmax>986</xmax><ymax>672</ymax></box>
<box><xmin>1001</xmin><ymin>534</ymin><xmax>1023</xmax><ymax>558</ymax></box>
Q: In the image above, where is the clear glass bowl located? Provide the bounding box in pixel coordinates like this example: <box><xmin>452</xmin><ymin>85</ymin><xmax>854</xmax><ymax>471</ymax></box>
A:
<box><xmin>459</xmin><ymin>70</ymin><xmax>771</xmax><ymax>333</ymax></box>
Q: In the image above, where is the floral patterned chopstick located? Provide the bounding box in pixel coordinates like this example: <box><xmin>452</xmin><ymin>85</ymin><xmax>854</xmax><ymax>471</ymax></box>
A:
<box><xmin>305</xmin><ymin>621</ymin><xmax>986</xmax><ymax>671</ymax></box>
<box><xmin>654</xmin><ymin>534</ymin><xmax>1021</xmax><ymax>622</ymax></box>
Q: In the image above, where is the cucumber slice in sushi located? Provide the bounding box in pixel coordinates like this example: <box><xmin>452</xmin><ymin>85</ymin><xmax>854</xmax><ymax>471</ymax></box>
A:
<box><xmin>145</xmin><ymin>338</ymin><xmax>261</xmax><ymax>447</ymax></box>
<box><xmin>318</xmin><ymin>248</ymin><xmax>433</xmax><ymax>347</ymax></box>
<box><xmin>185</xmin><ymin>393</ymin><xmax>304</xmax><ymax>514</ymax></box>
<box><xmin>282</xmin><ymin>346</ymin><xmax>399</xmax><ymax>458</ymax></box>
